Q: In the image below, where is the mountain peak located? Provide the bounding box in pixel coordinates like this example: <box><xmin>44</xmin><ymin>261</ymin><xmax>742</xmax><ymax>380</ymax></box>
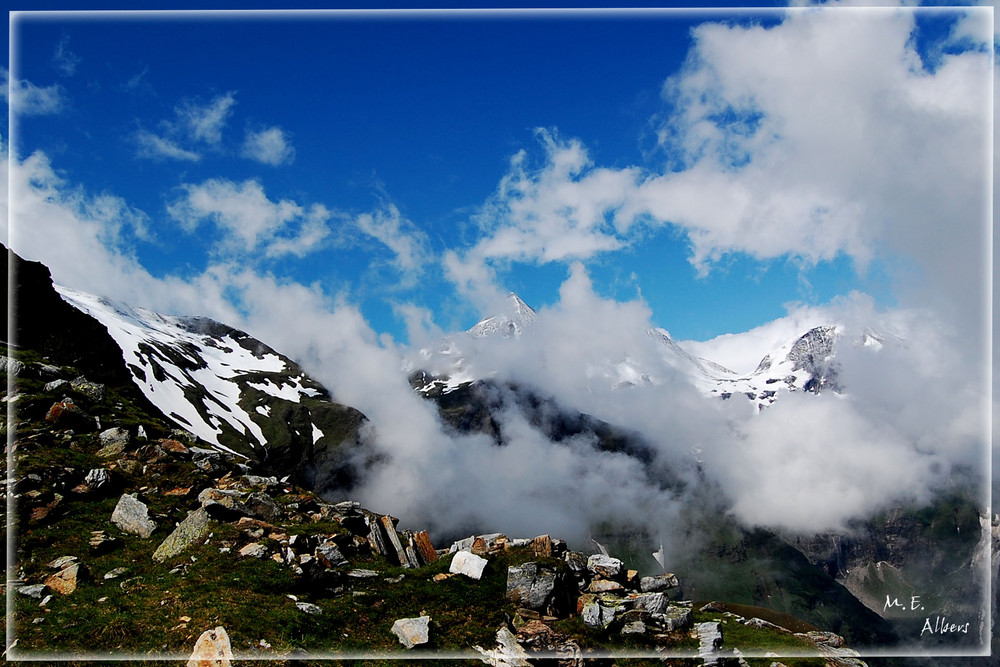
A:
<box><xmin>468</xmin><ymin>293</ymin><xmax>537</xmax><ymax>338</ymax></box>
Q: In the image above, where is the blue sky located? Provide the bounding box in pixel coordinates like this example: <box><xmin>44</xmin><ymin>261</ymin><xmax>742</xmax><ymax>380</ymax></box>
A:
<box><xmin>4</xmin><ymin>5</ymin><xmax>992</xmax><ymax>348</ymax></box>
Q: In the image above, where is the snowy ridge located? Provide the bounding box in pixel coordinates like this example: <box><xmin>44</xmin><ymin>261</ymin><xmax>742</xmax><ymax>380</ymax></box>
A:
<box><xmin>410</xmin><ymin>294</ymin><xmax>892</xmax><ymax>409</ymax></box>
<box><xmin>55</xmin><ymin>285</ymin><xmax>327</xmax><ymax>456</ymax></box>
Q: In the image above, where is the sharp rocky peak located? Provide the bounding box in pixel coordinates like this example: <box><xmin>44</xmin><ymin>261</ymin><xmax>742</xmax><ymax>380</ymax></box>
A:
<box><xmin>467</xmin><ymin>292</ymin><xmax>537</xmax><ymax>339</ymax></box>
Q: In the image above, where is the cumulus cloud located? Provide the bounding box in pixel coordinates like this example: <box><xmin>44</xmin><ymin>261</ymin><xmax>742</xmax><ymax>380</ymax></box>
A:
<box><xmin>167</xmin><ymin>178</ymin><xmax>331</xmax><ymax>258</ymax></box>
<box><xmin>639</xmin><ymin>7</ymin><xmax>991</xmax><ymax>328</ymax></box>
<box><xmin>241</xmin><ymin>125</ymin><xmax>295</xmax><ymax>165</ymax></box>
<box><xmin>446</xmin><ymin>129</ymin><xmax>641</xmax><ymax>305</ymax></box>
<box><xmin>2</xmin><ymin>68</ymin><xmax>65</xmax><ymax>116</ymax></box>
<box><xmin>447</xmin><ymin>8</ymin><xmax>991</xmax><ymax>340</ymax></box>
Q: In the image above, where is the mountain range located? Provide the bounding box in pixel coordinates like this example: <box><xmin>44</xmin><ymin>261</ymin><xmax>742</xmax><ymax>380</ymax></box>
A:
<box><xmin>409</xmin><ymin>291</ymin><xmax>865</xmax><ymax>411</ymax></box>
<box><xmin>5</xmin><ymin>247</ymin><xmax>991</xmax><ymax>656</ymax></box>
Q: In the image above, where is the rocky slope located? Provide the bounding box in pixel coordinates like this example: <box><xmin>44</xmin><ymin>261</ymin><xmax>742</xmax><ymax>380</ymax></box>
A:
<box><xmin>6</xmin><ymin>247</ymin><xmax>370</xmax><ymax>495</ymax></box>
<box><xmin>7</xmin><ymin>252</ymin><xmax>989</xmax><ymax>662</ymax></box>
<box><xmin>6</xmin><ymin>342</ymin><xmax>871</xmax><ymax>664</ymax></box>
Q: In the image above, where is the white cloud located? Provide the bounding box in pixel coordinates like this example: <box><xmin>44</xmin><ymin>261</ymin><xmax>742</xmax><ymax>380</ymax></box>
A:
<box><xmin>134</xmin><ymin>129</ymin><xmax>201</xmax><ymax>162</ymax></box>
<box><xmin>2</xmin><ymin>68</ymin><xmax>65</xmax><ymax>116</ymax></box>
<box><xmin>52</xmin><ymin>35</ymin><xmax>80</xmax><ymax>77</ymax></box>
<box><xmin>355</xmin><ymin>202</ymin><xmax>431</xmax><ymax>285</ymax></box>
<box><xmin>179</xmin><ymin>91</ymin><xmax>237</xmax><ymax>144</ymax></box>
<box><xmin>241</xmin><ymin>125</ymin><xmax>295</xmax><ymax>165</ymax></box>
<box><xmin>447</xmin><ymin>8</ymin><xmax>991</xmax><ymax>339</ymax></box>
<box><xmin>167</xmin><ymin>178</ymin><xmax>330</xmax><ymax>258</ymax></box>
<box><xmin>133</xmin><ymin>92</ymin><xmax>237</xmax><ymax>162</ymax></box>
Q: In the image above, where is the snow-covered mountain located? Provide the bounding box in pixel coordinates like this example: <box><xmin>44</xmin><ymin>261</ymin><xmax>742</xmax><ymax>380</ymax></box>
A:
<box><xmin>467</xmin><ymin>293</ymin><xmax>537</xmax><ymax>338</ymax></box>
<box><xmin>54</xmin><ymin>285</ymin><xmax>369</xmax><ymax>491</ymax></box>
<box><xmin>409</xmin><ymin>293</ymin><xmax>892</xmax><ymax>410</ymax></box>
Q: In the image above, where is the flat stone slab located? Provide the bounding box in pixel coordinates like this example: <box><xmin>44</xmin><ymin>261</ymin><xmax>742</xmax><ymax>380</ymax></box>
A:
<box><xmin>449</xmin><ymin>550</ymin><xmax>488</xmax><ymax>580</ymax></box>
<box><xmin>391</xmin><ymin>615</ymin><xmax>430</xmax><ymax>649</ymax></box>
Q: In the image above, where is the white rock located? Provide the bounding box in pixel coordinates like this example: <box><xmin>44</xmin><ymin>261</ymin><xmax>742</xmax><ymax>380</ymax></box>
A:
<box><xmin>391</xmin><ymin>615</ymin><xmax>430</xmax><ymax>649</ymax></box>
<box><xmin>449</xmin><ymin>550</ymin><xmax>488</xmax><ymax>580</ymax></box>
<box><xmin>111</xmin><ymin>493</ymin><xmax>156</xmax><ymax>538</ymax></box>
<box><xmin>186</xmin><ymin>626</ymin><xmax>232</xmax><ymax>667</ymax></box>
<box><xmin>238</xmin><ymin>543</ymin><xmax>267</xmax><ymax>559</ymax></box>
<box><xmin>296</xmin><ymin>602</ymin><xmax>322</xmax><ymax>615</ymax></box>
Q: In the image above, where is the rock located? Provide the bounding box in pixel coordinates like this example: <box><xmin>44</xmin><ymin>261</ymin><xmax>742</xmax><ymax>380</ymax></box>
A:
<box><xmin>89</xmin><ymin>530</ymin><xmax>119</xmax><ymax>553</ymax></box>
<box><xmin>16</xmin><ymin>583</ymin><xmax>48</xmax><ymax>599</ymax></box>
<box><xmin>44</xmin><ymin>378</ymin><xmax>69</xmax><ymax>393</ymax></box>
<box><xmin>45</xmin><ymin>398</ymin><xmax>93</xmax><ymax>431</ymax></box>
<box><xmin>651</xmin><ymin>606</ymin><xmax>693</xmax><ymax>632</ymax></box>
<box><xmin>295</xmin><ymin>602</ymin><xmax>322</xmax><ymax>615</ymax></box>
<box><xmin>153</xmin><ymin>508</ymin><xmax>211</xmax><ymax>562</ymax></box>
<box><xmin>315</xmin><ymin>540</ymin><xmax>348</xmax><ymax>567</ymax></box>
<box><xmin>506</xmin><ymin>562</ymin><xmax>568</xmax><ymax>613</ymax></box>
<box><xmin>198</xmin><ymin>488</ymin><xmax>250</xmax><ymax>520</ymax></box>
<box><xmin>474</xmin><ymin>626</ymin><xmax>531</xmax><ymax>666</ymax></box>
<box><xmin>449</xmin><ymin>550</ymin><xmax>488</xmax><ymax>580</ymax></box>
<box><xmin>587</xmin><ymin>579</ymin><xmax>624</xmax><ymax>593</ymax></box>
<box><xmin>239</xmin><ymin>543</ymin><xmax>268</xmax><ymax>559</ymax></box>
<box><xmin>44</xmin><ymin>563</ymin><xmax>87</xmax><ymax>595</ymax></box>
<box><xmin>159</xmin><ymin>439</ymin><xmax>190</xmax><ymax>456</ymax></box>
<box><xmin>529</xmin><ymin>534</ymin><xmax>552</xmax><ymax>557</ymax></box>
<box><xmin>587</xmin><ymin>553</ymin><xmax>622</xmax><ymax>579</ymax></box>
<box><xmin>640</xmin><ymin>573</ymin><xmax>680</xmax><ymax>593</ymax></box>
<box><xmin>471</xmin><ymin>532</ymin><xmax>505</xmax><ymax>555</ymax></box>
<box><xmin>412</xmin><ymin>530</ymin><xmax>438</xmax><ymax>565</ymax></box>
<box><xmin>347</xmin><ymin>569</ymin><xmax>379</xmax><ymax>578</ymax></box>
<box><xmin>70</xmin><ymin>376</ymin><xmax>106</xmax><ymax>402</ymax></box>
<box><xmin>581</xmin><ymin>600</ymin><xmax>617</xmax><ymax>629</ymax></box>
<box><xmin>244</xmin><ymin>491</ymin><xmax>282</xmax><ymax>522</ymax></box>
<box><xmin>696</xmin><ymin>621</ymin><xmax>724</xmax><ymax>662</ymax></box>
<box><xmin>99</xmin><ymin>427</ymin><xmax>131</xmax><ymax>450</ymax></box>
<box><xmin>111</xmin><ymin>493</ymin><xmax>157</xmax><ymax>538</ymax></box>
<box><xmin>449</xmin><ymin>536</ymin><xmax>475</xmax><ymax>553</ymax></box>
<box><xmin>103</xmin><ymin>567</ymin><xmax>128</xmax><ymax>580</ymax></box>
<box><xmin>47</xmin><ymin>555</ymin><xmax>79</xmax><ymax>570</ymax></box>
<box><xmin>84</xmin><ymin>468</ymin><xmax>111</xmax><ymax>491</ymax></box>
<box><xmin>391</xmin><ymin>615</ymin><xmax>430</xmax><ymax>649</ymax></box>
<box><xmin>186</xmin><ymin>626</ymin><xmax>232</xmax><ymax>667</ymax></box>
<box><xmin>629</xmin><ymin>592</ymin><xmax>669</xmax><ymax>615</ymax></box>
<box><xmin>621</xmin><ymin>620</ymin><xmax>646</xmax><ymax>634</ymax></box>
<box><xmin>378</xmin><ymin>515</ymin><xmax>411</xmax><ymax>567</ymax></box>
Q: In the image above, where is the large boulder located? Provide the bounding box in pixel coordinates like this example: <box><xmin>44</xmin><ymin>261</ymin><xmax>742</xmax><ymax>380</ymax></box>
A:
<box><xmin>153</xmin><ymin>508</ymin><xmax>211</xmax><ymax>562</ymax></box>
<box><xmin>111</xmin><ymin>494</ymin><xmax>157</xmax><ymax>538</ymax></box>
<box><xmin>506</xmin><ymin>562</ymin><xmax>575</xmax><ymax>616</ymax></box>
<box><xmin>581</xmin><ymin>599</ymin><xmax>618</xmax><ymax>629</ymax></box>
